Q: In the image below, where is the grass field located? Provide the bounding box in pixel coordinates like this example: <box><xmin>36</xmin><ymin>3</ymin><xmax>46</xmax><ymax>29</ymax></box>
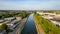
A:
<box><xmin>34</xmin><ymin>13</ymin><xmax>60</xmax><ymax>34</ymax></box>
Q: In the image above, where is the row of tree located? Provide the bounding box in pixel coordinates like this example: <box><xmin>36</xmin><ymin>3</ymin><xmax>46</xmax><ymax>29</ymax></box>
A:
<box><xmin>0</xmin><ymin>11</ymin><xmax>30</xmax><ymax>19</ymax></box>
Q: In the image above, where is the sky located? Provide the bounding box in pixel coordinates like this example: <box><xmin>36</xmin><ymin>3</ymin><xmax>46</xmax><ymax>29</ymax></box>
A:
<box><xmin>0</xmin><ymin>0</ymin><xmax>60</xmax><ymax>10</ymax></box>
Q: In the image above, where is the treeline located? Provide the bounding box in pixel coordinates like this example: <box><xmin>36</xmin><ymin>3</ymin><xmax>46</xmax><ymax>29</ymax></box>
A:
<box><xmin>14</xmin><ymin>11</ymin><xmax>30</xmax><ymax>19</ymax></box>
<box><xmin>34</xmin><ymin>13</ymin><xmax>60</xmax><ymax>34</ymax></box>
<box><xmin>38</xmin><ymin>10</ymin><xmax>60</xmax><ymax>14</ymax></box>
<box><xmin>0</xmin><ymin>11</ymin><xmax>30</xmax><ymax>19</ymax></box>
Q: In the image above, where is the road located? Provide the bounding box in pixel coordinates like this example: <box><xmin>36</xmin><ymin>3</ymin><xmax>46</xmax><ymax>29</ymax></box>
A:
<box><xmin>9</xmin><ymin>19</ymin><xmax>24</xmax><ymax>34</ymax></box>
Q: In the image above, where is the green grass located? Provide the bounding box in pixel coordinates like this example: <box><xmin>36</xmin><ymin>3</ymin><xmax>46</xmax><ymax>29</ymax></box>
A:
<box><xmin>34</xmin><ymin>13</ymin><xmax>60</xmax><ymax>34</ymax></box>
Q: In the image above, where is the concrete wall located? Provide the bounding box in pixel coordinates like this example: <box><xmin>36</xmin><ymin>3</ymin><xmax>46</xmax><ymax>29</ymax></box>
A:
<box><xmin>16</xmin><ymin>18</ymin><xmax>28</xmax><ymax>34</ymax></box>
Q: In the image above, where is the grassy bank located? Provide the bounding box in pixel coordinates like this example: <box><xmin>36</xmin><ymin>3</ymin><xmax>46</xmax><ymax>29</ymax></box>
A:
<box><xmin>34</xmin><ymin>13</ymin><xmax>60</xmax><ymax>34</ymax></box>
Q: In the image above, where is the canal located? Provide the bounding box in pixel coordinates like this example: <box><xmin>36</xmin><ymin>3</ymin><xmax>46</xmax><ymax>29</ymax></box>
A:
<box><xmin>21</xmin><ymin>14</ymin><xmax>37</xmax><ymax>34</ymax></box>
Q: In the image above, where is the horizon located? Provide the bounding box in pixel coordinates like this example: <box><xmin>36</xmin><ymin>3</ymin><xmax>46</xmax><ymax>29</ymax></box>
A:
<box><xmin>0</xmin><ymin>0</ymin><xmax>60</xmax><ymax>10</ymax></box>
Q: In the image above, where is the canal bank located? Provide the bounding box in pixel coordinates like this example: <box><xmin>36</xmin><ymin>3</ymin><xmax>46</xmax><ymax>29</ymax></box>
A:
<box><xmin>34</xmin><ymin>14</ymin><xmax>45</xmax><ymax>34</ymax></box>
<box><xmin>16</xmin><ymin>17</ymin><xmax>28</xmax><ymax>34</ymax></box>
<box><xmin>21</xmin><ymin>14</ymin><xmax>37</xmax><ymax>34</ymax></box>
<box><xmin>8</xmin><ymin>17</ymin><xmax>28</xmax><ymax>34</ymax></box>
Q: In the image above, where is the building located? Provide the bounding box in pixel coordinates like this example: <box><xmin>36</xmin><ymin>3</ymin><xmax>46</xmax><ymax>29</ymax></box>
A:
<box><xmin>4</xmin><ymin>17</ymin><xmax>15</xmax><ymax>21</ymax></box>
<box><xmin>53</xmin><ymin>15</ymin><xmax>60</xmax><ymax>21</ymax></box>
<box><xmin>7</xmin><ymin>19</ymin><xmax>18</xmax><ymax>30</ymax></box>
<box><xmin>0</xmin><ymin>19</ymin><xmax>5</xmax><ymax>25</ymax></box>
<box><xmin>0</xmin><ymin>19</ymin><xmax>4</xmax><ymax>23</ymax></box>
<box><xmin>16</xmin><ymin>17</ymin><xmax>22</xmax><ymax>21</ymax></box>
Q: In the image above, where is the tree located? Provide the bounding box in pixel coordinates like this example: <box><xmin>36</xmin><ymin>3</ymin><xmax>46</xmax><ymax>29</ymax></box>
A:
<box><xmin>0</xmin><ymin>24</ymin><xmax>8</xmax><ymax>31</ymax></box>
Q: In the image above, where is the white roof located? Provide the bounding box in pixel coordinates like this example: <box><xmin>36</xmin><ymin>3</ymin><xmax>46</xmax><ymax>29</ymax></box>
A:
<box><xmin>5</xmin><ymin>17</ymin><xmax>15</xmax><ymax>20</ymax></box>
<box><xmin>0</xmin><ymin>19</ymin><xmax>4</xmax><ymax>22</ymax></box>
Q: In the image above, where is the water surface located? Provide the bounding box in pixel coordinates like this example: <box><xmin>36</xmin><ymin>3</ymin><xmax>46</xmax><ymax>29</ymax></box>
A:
<box><xmin>21</xmin><ymin>14</ymin><xmax>37</xmax><ymax>34</ymax></box>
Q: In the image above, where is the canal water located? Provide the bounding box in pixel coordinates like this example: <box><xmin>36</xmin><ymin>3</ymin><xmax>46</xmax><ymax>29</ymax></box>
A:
<box><xmin>21</xmin><ymin>14</ymin><xmax>37</xmax><ymax>34</ymax></box>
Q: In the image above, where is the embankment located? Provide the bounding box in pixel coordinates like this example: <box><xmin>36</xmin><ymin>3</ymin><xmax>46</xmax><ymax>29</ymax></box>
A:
<box><xmin>34</xmin><ymin>13</ymin><xmax>60</xmax><ymax>34</ymax></box>
<box><xmin>16</xmin><ymin>17</ymin><xmax>28</xmax><ymax>34</ymax></box>
<box><xmin>34</xmin><ymin>14</ymin><xmax>45</xmax><ymax>34</ymax></box>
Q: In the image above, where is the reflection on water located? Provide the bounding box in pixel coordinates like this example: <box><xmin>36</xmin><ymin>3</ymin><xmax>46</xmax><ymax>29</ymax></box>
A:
<box><xmin>21</xmin><ymin>14</ymin><xmax>37</xmax><ymax>34</ymax></box>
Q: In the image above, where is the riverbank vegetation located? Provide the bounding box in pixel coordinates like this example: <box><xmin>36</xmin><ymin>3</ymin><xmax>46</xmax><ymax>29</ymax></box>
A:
<box><xmin>34</xmin><ymin>13</ymin><xmax>60</xmax><ymax>34</ymax></box>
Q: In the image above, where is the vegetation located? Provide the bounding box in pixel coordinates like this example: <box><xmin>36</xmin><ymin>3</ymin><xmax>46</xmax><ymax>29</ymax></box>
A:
<box><xmin>0</xmin><ymin>11</ymin><xmax>31</xmax><ymax>32</ymax></box>
<box><xmin>34</xmin><ymin>13</ymin><xmax>60</xmax><ymax>34</ymax></box>
<box><xmin>0</xmin><ymin>11</ymin><xmax>30</xmax><ymax>19</ymax></box>
<box><xmin>15</xmin><ymin>11</ymin><xmax>30</xmax><ymax>19</ymax></box>
<box><xmin>6</xmin><ymin>29</ymin><xmax>13</xmax><ymax>33</ymax></box>
<box><xmin>37</xmin><ymin>10</ymin><xmax>60</xmax><ymax>14</ymax></box>
<box><xmin>0</xmin><ymin>24</ymin><xmax>7</xmax><ymax>31</ymax></box>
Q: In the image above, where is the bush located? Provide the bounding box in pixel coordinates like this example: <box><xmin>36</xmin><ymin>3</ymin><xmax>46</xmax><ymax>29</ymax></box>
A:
<box><xmin>0</xmin><ymin>24</ymin><xmax>7</xmax><ymax>30</ymax></box>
